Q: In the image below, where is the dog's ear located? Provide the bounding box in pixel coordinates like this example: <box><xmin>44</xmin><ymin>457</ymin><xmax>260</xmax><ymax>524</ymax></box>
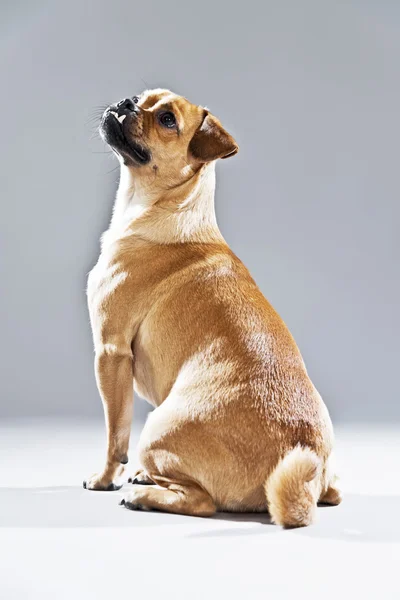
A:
<box><xmin>189</xmin><ymin>112</ymin><xmax>238</xmax><ymax>162</ymax></box>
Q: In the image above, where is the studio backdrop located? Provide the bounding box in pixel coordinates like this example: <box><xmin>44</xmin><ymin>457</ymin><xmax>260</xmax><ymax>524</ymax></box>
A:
<box><xmin>1</xmin><ymin>0</ymin><xmax>399</xmax><ymax>422</ymax></box>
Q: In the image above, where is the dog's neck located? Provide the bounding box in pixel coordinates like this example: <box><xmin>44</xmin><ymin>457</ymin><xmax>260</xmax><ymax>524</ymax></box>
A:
<box><xmin>102</xmin><ymin>162</ymin><xmax>225</xmax><ymax>247</ymax></box>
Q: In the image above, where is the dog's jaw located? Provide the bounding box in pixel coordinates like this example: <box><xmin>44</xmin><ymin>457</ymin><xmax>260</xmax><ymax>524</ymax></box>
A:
<box><xmin>100</xmin><ymin>110</ymin><xmax>151</xmax><ymax>166</ymax></box>
<box><xmin>109</xmin><ymin>111</ymin><xmax>126</xmax><ymax>124</ymax></box>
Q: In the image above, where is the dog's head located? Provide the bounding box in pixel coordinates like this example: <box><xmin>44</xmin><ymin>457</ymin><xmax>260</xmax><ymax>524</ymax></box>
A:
<box><xmin>100</xmin><ymin>89</ymin><xmax>238</xmax><ymax>188</ymax></box>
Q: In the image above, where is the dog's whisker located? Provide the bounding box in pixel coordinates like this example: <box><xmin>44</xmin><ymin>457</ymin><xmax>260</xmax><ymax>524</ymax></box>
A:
<box><xmin>85</xmin><ymin>116</ymin><xmax>105</xmax><ymax>126</ymax></box>
<box><xmin>85</xmin><ymin>105</ymin><xmax>111</xmax><ymax>124</ymax></box>
<box><xmin>86</xmin><ymin>126</ymin><xmax>102</xmax><ymax>135</ymax></box>
<box><xmin>89</xmin><ymin>128</ymin><xmax>102</xmax><ymax>141</ymax></box>
<box><xmin>104</xmin><ymin>165</ymin><xmax>119</xmax><ymax>175</ymax></box>
<box><xmin>86</xmin><ymin>120</ymin><xmax>101</xmax><ymax>128</ymax></box>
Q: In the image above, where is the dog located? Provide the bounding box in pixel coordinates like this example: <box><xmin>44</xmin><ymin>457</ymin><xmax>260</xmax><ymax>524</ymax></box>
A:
<box><xmin>84</xmin><ymin>89</ymin><xmax>342</xmax><ymax>527</ymax></box>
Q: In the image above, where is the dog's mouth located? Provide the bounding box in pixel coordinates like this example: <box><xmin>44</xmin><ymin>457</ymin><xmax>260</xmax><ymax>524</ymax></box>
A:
<box><xmin>100</xmin><ymin>110</ymin><xmax>151</xmax><ymax>166</ymax></box>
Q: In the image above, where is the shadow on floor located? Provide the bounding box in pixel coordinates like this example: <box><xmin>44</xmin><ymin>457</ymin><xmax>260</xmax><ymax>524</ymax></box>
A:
<box><xmin>1</xmin><ymin>487</ymin><xmax>399</xmax><ymax>543</ymax></box>
<box><xmin>0</xmin><ymin>486</ymin><xmax>191</xmax><ymax>528</ymax></box>
<box><xmin>195</xmin><ymin>494</ymin><xmax>400</xmax><ymax>543</ymax></box>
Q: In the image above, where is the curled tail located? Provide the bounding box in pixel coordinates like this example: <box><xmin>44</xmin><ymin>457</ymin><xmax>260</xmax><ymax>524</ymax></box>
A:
<box><xmin>265</xmin><ymin>445</ymin><xmax>321</xmax><ymax>528</ymax></box>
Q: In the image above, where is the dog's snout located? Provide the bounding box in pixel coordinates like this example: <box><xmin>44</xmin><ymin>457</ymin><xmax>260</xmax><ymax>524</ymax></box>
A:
<box><xmin>117</xmin><ymin>98</ymin><xmax>135</xmax><ymax>112</ymax></box>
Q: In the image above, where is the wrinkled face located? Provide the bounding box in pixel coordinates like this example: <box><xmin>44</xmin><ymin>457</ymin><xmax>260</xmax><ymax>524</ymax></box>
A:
<box><xmin>100</xmin><ymin>89</ymin><xmax>238</xmax><ymax>189</ymax></box>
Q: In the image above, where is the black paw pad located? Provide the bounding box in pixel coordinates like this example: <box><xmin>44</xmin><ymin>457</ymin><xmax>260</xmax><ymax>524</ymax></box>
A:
<box><xmin>106</xmin><ymin>482</ymin><xmax>122</xmax><ymax>491</ymax></box>
<box><xmin>124</xmin><ymin>501</ymin><xmax>145</xmax><ymax>511</ymax></box>
<box><xmin>130</xmin><ymin>477</ymin><xmax>153</xmax><ymax>486</ymax></box>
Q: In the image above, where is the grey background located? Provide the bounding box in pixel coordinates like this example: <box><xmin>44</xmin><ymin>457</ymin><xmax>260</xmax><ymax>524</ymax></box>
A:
<box><xmin>1</xmin><ymin>0</ymin><xmax>399</xmax><ymax>422</ymax></box>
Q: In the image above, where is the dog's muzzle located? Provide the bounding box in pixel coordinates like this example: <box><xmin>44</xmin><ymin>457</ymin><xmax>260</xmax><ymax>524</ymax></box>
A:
<box><xmin>111</xmin><ymin>97</ymin><xmax>139</xmax><ymax>122</ymax></box>
<box><xmin>100</xmin><ymin>98</ymin><xmax>151</xmax><ymax>165</ymax></box>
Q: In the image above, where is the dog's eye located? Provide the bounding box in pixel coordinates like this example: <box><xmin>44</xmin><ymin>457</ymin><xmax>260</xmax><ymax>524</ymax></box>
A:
<box><xmin>132</xmin><ymin>96</ymin><xmax>139</xmax><ymax>104</ymax></box>
<box><xmin>158</xmin><ymin>111</ymin><xmax>176</xmax><ymax>128</ymax></box>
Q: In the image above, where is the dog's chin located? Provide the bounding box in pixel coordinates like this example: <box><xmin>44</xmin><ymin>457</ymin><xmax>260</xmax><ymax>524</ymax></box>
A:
<box><xmin>100</xmin><ymin>113</ymin><xmax>151</xmax><ymax>166</ymax></box>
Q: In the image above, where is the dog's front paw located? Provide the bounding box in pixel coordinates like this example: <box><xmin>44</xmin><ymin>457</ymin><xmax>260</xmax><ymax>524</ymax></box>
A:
<box><xmin>83</xmin><ymin>471</ymin><xmax>123</xmax><ymax>491</ymax></box>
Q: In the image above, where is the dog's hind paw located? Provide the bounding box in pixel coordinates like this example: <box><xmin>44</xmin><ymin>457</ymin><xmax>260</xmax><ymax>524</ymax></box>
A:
<box><xmin>120</xmin><ymin>491</ymin><xmax>153</xmax><ymax>511</ymax></box>
<box><xmin>127</xmin><ymin>469</ymin><xmax>154</xmax><ymax>486</ymax></box>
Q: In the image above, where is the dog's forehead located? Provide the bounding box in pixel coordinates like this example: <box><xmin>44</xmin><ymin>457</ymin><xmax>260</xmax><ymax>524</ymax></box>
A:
<box><xmin>140</xmin><ymin>89</ymin><xmax>196</xmax><ymax>114</ymax></box>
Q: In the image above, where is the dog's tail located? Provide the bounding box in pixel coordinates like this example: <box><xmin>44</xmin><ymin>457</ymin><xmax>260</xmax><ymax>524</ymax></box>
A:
<box><xmin>265</xmin><ymin>445</ymin><xmax>321</xmax><ymax>528</ymax></box>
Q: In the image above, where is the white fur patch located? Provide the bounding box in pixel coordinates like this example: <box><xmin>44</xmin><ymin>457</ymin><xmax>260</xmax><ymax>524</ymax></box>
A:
<box><xmin>181</xmin><ymin>165</ymin><xmax>193</xmax><ymax>177</ymax></box>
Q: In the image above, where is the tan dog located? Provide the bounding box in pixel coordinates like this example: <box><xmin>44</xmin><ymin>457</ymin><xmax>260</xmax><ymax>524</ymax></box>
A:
<box><xmin>84</xmin><ymin>89</ymin><xmax>341</xmax><ymax>527</ymax></box>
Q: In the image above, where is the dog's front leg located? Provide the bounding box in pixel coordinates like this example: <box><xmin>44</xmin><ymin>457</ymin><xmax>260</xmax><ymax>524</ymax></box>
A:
<box><xmin>84</xmin><ymin>344</ymin><xmax>133</xmax><ymax>491</ymax></box>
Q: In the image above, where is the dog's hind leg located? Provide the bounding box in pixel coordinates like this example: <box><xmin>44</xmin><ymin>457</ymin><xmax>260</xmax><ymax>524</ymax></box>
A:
<box><xmin>121</xmin><ymin>397</ymin><xmax>217</xmax><ymax>516</ymax></box>
<box><xmin>121</xmin><ymin>481</ymin><xmax>216</xmax><ymax>517</ymax></box>
<box><xmin>319</xmin><ymin>454</ymin><xmax>342</xmax><ymax>506</ymax></box>
<box><xmin>319</xmin><ymin>482</ymin><xmax>342</xmax><ymax>505</ymax></box>
<box><xmin>128</xmin><ymin>469</ymin><xmax>154</xmax><ymax>485</ymax></box>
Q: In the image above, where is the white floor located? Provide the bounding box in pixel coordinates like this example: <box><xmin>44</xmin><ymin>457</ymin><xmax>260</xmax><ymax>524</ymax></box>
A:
<box><xmin>1</xmin><ymin>419</ymin><xmax>399</xmax><ymax>600</ymax></box>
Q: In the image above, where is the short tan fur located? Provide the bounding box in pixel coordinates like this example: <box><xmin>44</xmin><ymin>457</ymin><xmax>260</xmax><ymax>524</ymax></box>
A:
<box><xmin>84</xmin><ymin>89</ymin><xmax>341</xmax><ymax>527</ymax></box>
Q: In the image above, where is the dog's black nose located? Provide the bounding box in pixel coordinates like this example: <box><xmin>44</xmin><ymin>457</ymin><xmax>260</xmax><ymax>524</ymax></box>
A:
<box><xmin>117</xmin><ymin>98</ymin><xmax>135</xmax><ymax>112</ymax></box>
